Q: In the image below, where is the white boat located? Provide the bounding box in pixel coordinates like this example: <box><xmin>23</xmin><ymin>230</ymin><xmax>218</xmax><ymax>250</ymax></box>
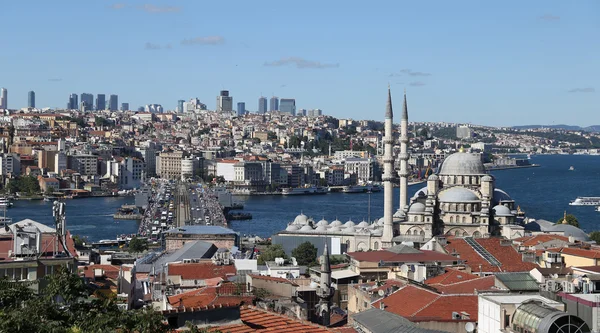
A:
<box><xmin>570</xmin><ymin>197</ymin><xmax>600</xmax><ymax>206</ymax></box>
<box><xmin>282</xmin><ymin>186</ymin><xmax>328</xmax><ymax>195</ymax></box>
<box><xmin>343</xmin><ymin>184</ymin><xmax>381</xmax><ymax>193</ymax></box>
<box><xmin>596</xmin><ymin>206</ymin><xmax>600</xmax><ymax>212</ymax></box>
<box><xmin>0</xmin><ymin>197</ymin><xmax>13</xmax><ymax>208</ymax></box>
<box><xmin>569</xmin><ymin>166</ymin><xmax>575</xmax><ymax>171</ymax></box>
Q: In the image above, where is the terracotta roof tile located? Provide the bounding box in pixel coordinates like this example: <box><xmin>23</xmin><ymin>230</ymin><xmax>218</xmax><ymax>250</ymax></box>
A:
<box><xmin>434</xmin><ymin>276</ymin><xmax>496</xmax><ymax>294</ymax></box>
<box><xmin>560</xmin><ymin>247</ymin><xmax>600</xmax><ymax>259</ymax></box>
<box><xmin>248</xmin><ymin>274</ymin><xmax>299</xmax><ymax>286</ymax></box>
<box><xmin>424</xmin><ymin>268</ymin><xmax>480</xmax><ymax>286</ymax></box>
<box><xmin>347</xmin><ymin>249</ymin><xmax>459</xmax><ymax>263</ymax></box>
<box><xmin>514</xmin><ymin>234</ymin><xmax>570</xmax><ymax>247</ymax></box>
<box><xmin>168</xmin><ymin>262</ymin><xmax>236</xmax><ymax>280</ymax></box>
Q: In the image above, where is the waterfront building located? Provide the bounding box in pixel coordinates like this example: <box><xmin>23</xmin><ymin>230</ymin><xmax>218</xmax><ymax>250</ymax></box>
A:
<box><xmin>106</xmin><ymin>156</ymin><xmax>145</xmax><ymax>190</ymax></box>
<box><xmin>0</xmin><ymin>153</ymin><xmax>21</xmax><ymax>176</ymax></box>
<box><xmin>27</xmin><ymin>91</ymin><xmax>35</xmax><ymax>108</ymax></box>
<box><xmin>80</xmin><ymin>93</ymin><xmax>93</xmax><ymax>111</ymax></box>
<box><xmin>258</xmin><ymin>96</ymin><xmax>267</xmax><ymax>113</ymax></box>
<box><xmin>121</xmin><ymin>102</ymin><xmax>129</xmax><ymax>111</ymax></box>
<box><xmin>216</xmin><ymin>90</ymin><xmax>233</xmax><ymax>112</ymax></box>
<box><xmin>109</xmin><ymin>94</ymin><xmax>118</xmax><ymax>111</ymax></box>
<box><xmin>68</xmin><ymin>154</ymin><xmax>98</xmax><ymax>176</ymax></box>
<box><xmin>157</xmin><ymin>151</ymin><xmax>185</xmax><ymax>180</ymax></box>
<box><xmin>0</xmin><ymin>87</ymin><xmax>7</xmax><ymax>109</ymax></box>
<box><xmin>96</xmin><ymin>94</ymin><xmax>106</xmax><ymax>111</ymax></box>
<box><xmin>344</xmin><ymin>157</ymin><xmax>380</xmax><ymax>183</ymax></box>
<box><xmin>68</xmin><ymin>93</ymin><xmax>78</xmax><ymax>110</ymax></box>
<box><xmin>279</xmin><ymin>98</ymin><xmax>296</xmax><ymax>115</ymax></box>
<box><xmin>269</xmin><ymin>96</ymin><xmax>279</xmax><ymax>111</ymax></box>
<box><xmin>237</xmin><ymin>102</ymin><xmax>245</xmax><ymax>116</ymax></box>
<box><xmin>456</xmin><ymin>125</ymin><xmax>473</xmax><ymax>139</ymax></box>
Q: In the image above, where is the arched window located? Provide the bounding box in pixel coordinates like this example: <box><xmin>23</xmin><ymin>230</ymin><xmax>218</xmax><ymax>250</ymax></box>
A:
<box><xmin>450</xmin><ymin>216</ymin><xmax>454</xmax><ymax>223</ymax></box>
<box><xmin>462</xmin><ymin>216</ymin><xmax>466</xmax><ymax>223</ymax></box>
<box><xmin>454</xmin><ymin>230</ymin><xmax>460</xmax><ymax>236</ymax></box>
<box><xmin>473</xmin><ymin>231</ymin><xmax>481</xmax><ymax>238</ymax></box>
<box><xmin>420</xmin><ymin>230</ymin><xmax>425</xmax><ymax>236</ymax></box>
<box><xmin>413</xmin><ymin>229</ymin><xmax>418</xmax><ymax>235</ymax></box>
<box><xmin>463</xmin><ymin>232</ymin><xmax>468</xmax><ymax>237</ymax></box>
<box><xmin>373</xmin><ymin>242</ymin><xmax>379</xmax><ymax>250</ymax></box>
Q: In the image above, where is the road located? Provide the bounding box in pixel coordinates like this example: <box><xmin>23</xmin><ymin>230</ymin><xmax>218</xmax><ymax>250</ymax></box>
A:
<box><xmin>175</xmin><ymin>183</ymin><xmax>190</xmax><ymax>227</ymax></box>
<box><xmin>177</xmin><ymin>182</ymin><xmax>227</xmax><ymax>227</ymax></box>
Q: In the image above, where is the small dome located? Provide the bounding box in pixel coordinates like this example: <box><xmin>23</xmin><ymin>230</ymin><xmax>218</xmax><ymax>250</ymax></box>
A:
<box><xmin>413</xmin><ymin>186</ymin><xmax>428</xmax><ymax>199</ymax></box>
<box><xmin>378</xmin><ymin>217</ymin><xmax>385</xmax><ymax>225</ymax></box>
<box><xmin>493</xmin><ymin>189</ymin><xmax>513</xmax><ymax>203</ymax></box>
<box><xmin>330</xmin><ymin>219</ymin><xmax>343</xmax><ymax>227</ymax></box>
<box><xmin>409</xmin><ymin>202</ymin><xmax>426</xmax><ymax>213</ymax></box>
<box><xmin>344</xmin><ymin>220</ymin><xmax>356</xmax><ymax>227</ymax></box>
<box><xmin>493</xmin><ymin>205</ymin><xmax>512</xmax><ymax>216</ymax></box>
<box><xmin>428</xmin><ymin>174</ymin><xmax>439</xmax><ymax>181</ymax></box>
<box><xmin>314</xmin><ymin>225</ymin><xmax>327</xmax><ymax>232</ymax></box>
<box><xmin>329</xmin><ymin>226</ymin><xmax>342</xmax><ymax>232</ymax></box>
<box><xmin>439</xmin><ymin>152</ymin><xmax>486</xmax><ymax>175</ymax></box>
<box><xmin>371</xmin><ymin>229</ymin><xmax>383</xmax><ymax>236</ymax></box>
<box><xmin>482</xmin><ymin>175</ymin><xmax>494</xmax><ymax>182</ymax></box>
<box><xmin>357</xmin><ymin>221</ymin><xmax>370</xmax><ymax>228</ymax></box>
<box><xmin>439</xmin><ymin>187</ymin><xmax>479</xmax><ymax>202</ymax></box>
<box><xmin>299</xmin><ymin>225</ymin><xmax>314</xmax><ymax>232</ymax></box>
<box><xmin>316</xmin><ymin>219</ymin><xmax>329</xmax><ymax>227</ymax></box>
<box><xmin>285</xmin><ymin>224</ymin><xmax>299</xmax><ymax>232</ymax></box>
<box><xmin>293</xmin><ymin>213</ymin><xmax>309</xmax><ymax>225</ymax></box>
<box><xmin>342</xmin><ymin>226</ymin><xmax>356</xmax><ymax>233</ymax></box>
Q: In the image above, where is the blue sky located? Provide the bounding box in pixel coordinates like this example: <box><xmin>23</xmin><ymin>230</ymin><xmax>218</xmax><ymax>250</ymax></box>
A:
<box><xmin>2</xmin><ymin>1</ymin><xmax>598</xmax><ymax>126</ymax></box>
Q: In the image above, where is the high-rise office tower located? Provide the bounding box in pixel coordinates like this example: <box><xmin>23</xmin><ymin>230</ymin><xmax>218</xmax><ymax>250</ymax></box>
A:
<box><xmin>237</xmin><ymin>102</ymin><xmax>245</xmax><ymax>116</ymax></box>
<box><xmin>258</xmin><ymin>96</ymin><xmax>267</xmax><ymax>113</ymax></box>
<box><xmin>216</xmin><ymin>90</ymin><xmax>233</xmax><ymax>112</ymax></box>
<box><xmin>109</xmin><ymin>94</ymin><xmax>118</xmax><ymax>111</ymax></box>
<box><xmin>27</xmin><ymin>91</ymin><xmax>35</xmax><ymax>108</ymax></box>
<box><xmin>0</xmin><ymin>88</ymin><xmax>7</xmax><ymax>109</ymax></box>
<box><xmin>121</xmin><ymin>103</ymin><xmax>129</xmax><ymax>111</ymax></box>
<box><xmin>96</xmin><ymin>94</ymin><xmax>106</xmax><ymax>111</ymax></box>
<box><xmin>280</xmin><ymin>98</ymin><xmax>296</xmax><ymax>115</ymax></box>
<box><xmin>68</xmin><ymin>93</ymin><xmax>78</xmax><ymax>110</ymax></box>
<box><xmin>80</xmin><ymin>93</ymin><xmax>93</xmax><ymax>111</ymax></box>
<box><xmin>269</xmin><ymin>96</ymin><xmax>279</xmax><ymax>111</ymax></box>
<box><xmin>137</xmin><ymin>106</ymin><xmax>144</xmax><ymax>112</ymax></box>
<box><xmin>177</xmin><ymin>100</ymin><xmax>185</xmax><ymax>113</ymax></box>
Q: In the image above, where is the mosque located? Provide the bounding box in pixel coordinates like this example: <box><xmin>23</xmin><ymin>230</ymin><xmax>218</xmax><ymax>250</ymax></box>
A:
<box><xmin>274</xmin><ymin>87</ymin><xmax>526</xmax><ymax>254</ymax></box>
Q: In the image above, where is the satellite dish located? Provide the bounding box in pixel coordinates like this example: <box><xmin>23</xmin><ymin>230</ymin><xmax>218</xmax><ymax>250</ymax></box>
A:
<box><xmin>378</xmin><ymin>289</ymin><xmax>385</xmax><ymax>297</ymax></box>
<box><xmin>465</xmin><ymin>322</ymin><xmax>475</xmax><ymax>333</ymax></box>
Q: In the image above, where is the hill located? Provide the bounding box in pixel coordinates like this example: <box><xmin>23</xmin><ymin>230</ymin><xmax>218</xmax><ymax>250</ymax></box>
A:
<box><xmin>512</xmin><ymin>124</ymin><xmax>600</xmax><ymax>133</ymax></box>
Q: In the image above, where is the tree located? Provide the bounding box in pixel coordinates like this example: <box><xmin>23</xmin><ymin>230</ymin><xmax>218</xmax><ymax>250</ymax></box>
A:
<box><xmin>291</xmin><ymin>242</ymin><xmax>318</xmax><ymax>266</ymax></box>
<box><xmin>257</xmin><ymin>244</ymin><xmax>287</xmax><ymax>265</ymax></box>
<box><xmin>72</xmin><ymin>235</ymin><xmax>88</xmax><ymax>248</ymax></box>
<box><xmin>589</xmin><ymin>231</ymin><xmax>600</xmax><ymax>244</ymax></box>
<box><xmin>128</xmin><ymin>236</ymin><xmax>149</xmax><ymax>253</ymax></box>
<box><xmin>556</xmin><ymin>214</ymin><xmax>579</xmax><ymax>228</ymax></box>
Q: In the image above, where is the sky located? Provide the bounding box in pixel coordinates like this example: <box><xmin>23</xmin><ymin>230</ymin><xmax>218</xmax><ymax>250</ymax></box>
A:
<box><xmin>1</xmin><ymin>1</ymin><xmax>598</xmax><ymax>127</ymax></box>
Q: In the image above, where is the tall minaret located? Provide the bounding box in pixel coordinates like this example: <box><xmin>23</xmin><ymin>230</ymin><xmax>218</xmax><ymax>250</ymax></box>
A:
<box><xmin>317</xmin><ymin>243</ymin><xmax>333</xmax><ymax>326</ymax></box>
<box><xmin>382</xmin><ymin>87</ymin><xmax>394</xmax><ymax>245</ymax></box>
<box><xmin>398</xmin><ymin>90</ymin><xmax>409</xmax><ymax>214</ymax></box>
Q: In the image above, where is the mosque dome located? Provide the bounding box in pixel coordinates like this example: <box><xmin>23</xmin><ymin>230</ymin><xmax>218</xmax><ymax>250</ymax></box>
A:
<box><xmin>428</xmin><ymin>174</ymin><xmax>439</xmax><ymax>181</ymax></box>
<box><xmin>329</xmin><ymin>226</ymin><xmax>342</xmax><ymax>232</ymax></box>
<box><xmin>439</xmin><ymin>187</ymin><xmax>479</xmax><ymax>202</ymax></box>
<box><xmin>330</xmin><ymin>219</ymin><xmax>343</xmax><ymax>227</ymax></box>
<box><xmin>493</xmin><ymin>189</ymin><xmax>513</xmax><ymax>203</ymax></box>
<box><xmin>548</xmin><ymin>224</ymin><xmax>590</xmax><ymax>241</ymax></box>
<box><xmin>378</xmin><ymin>218</ymin><xmax>385</xmax><ymax>226</ymax></box>
<box><xmin>409</xmin><ymin>202</ymin><xmax>426</xmax><ymax>213</ymax></box>
<box><xmin>314</xmin><ymin>225</ymin><xmax>327</xmax><ymax>232</ymax></box>
<box><xmin>316</xmin><ymin>219</ymin><xmax>329</xmax><ymax>227</ymax></box>
<box><xmin>413</xmin><ymin>186</ymin><xmax>428</xmax><ymax>198</ymax></box>
<box><xmin>371</xmin><ymin>229</ymin><xmax>383</xmax><ymax>236</ymax></box>
<box><xmin>492</xmin><ymin>205</ymin><xmax>512</xmax><ymax>216</ymax></box>
<box><xmin>439</xmin><ymin>152</ymin><xmax>486</xmax><ymax>175</ymax></box>
<box><xmin>299</xmin><ymin>225</ymin><xmax>314</xmax><ymax>232</ymax></box>
<box><xmin>357</xmin><ymin>221</ymin><xmax>370</xmax><ymax>228</ymax></box>
<box><xmin>344</xmin><ymin>220</ymin><xmax>356</xmax><ymax>227</ymax></box>
<box><xmin>293</xmin><ymin>213</ymin><xmax>309</xmax><ymax>225</ymax></box>
<box><xmin>286</xmin><ymin>224</ymin><xmax>300</xmax><ymax>232</ymax></box>
<box><xmin>342</xmin><ymin>226</ymin><xmax>356</xmax><ymax>233</ymax></box>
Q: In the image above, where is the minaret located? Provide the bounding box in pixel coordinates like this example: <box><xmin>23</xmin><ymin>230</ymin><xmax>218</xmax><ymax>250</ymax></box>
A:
<box><xmin>382</xmin><ymin>87</ymin><xmax>394</xmax><ymax>245</ymax></box>
<box><xmin>317</xmin><ymin>243</ymin><xmax>333</xmax><ymax>326</ymax></box>
<box><xmin>398</xmin><ymin>90</ymin><xmax>410</xmax><ymax>214</ymax></box>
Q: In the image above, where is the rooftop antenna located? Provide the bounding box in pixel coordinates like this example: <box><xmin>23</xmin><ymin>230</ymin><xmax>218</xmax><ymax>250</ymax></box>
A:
<box><xmin>52</xmin><ymin>200</ymin><xmax>71</xmax><ymax>257</ymax></box>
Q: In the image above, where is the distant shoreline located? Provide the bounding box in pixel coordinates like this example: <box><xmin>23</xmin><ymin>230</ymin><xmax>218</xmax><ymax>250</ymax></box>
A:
<box><xmin>486</xmin><ymin>164</ymin><xmax>541</xmax><ymax>171</ymax></box>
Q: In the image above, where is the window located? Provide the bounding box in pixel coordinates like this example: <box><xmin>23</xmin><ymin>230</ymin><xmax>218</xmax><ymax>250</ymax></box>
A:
<box><xmin>373</xmin><ymin>242</ymin><xmax>379</xmax><ymax>250</ymax></box>
<box><xmin>462</xmin><ymin>216</ymin><xmax>466</xmax><ymax>223</ymax></box>
<box><xmin>363</xmin><ymin>301</ymin><xmax>368</xmax><ymax>309</ymax></box>
<box><xmin>341</xmin><ymin>294</ymin><xmax>348</xmax><ymax>301</ymax></box>
<box><xmin>450</xmin><ymin>216</ymin><xmax>454</xmax><ymax>223</ymax></box>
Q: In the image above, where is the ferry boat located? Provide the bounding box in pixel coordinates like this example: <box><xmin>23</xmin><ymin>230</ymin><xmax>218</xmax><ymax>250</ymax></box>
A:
<box><xmin>282</xmin><ymin>186</ymin><xmax>328</xmax><ymax>195</ymax></box>
<box><xmin>569</xmin><ymin>197</ymin><xmax>600</xmax><ymax>206</ymax></box>
<box><xmin>342</xmin><ymin>184</ymin><xmax>382</xmax><ymax>193</ymax></box>
<box><xmin>0</xmin><ymin>197</ymin><xmax>13</xmax><ymax>208</ymax></box>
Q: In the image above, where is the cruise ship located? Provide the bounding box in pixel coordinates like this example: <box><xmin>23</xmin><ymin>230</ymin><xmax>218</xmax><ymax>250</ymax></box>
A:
<box><xmin>282</xmin><ymin>186</ymin><xmax>328</xmax><ymax>195</ymax></box>
<box><xmin>569</xmin><ymin>197</ymin><xmax>600</xmax><ymax>206</ymax></box>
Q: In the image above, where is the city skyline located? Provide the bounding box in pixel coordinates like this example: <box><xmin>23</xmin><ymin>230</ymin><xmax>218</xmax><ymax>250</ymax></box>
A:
<box><xmin>1</xmin><ymin>1</ymin><xmax>598</xmax><ymax>126</ymax></box>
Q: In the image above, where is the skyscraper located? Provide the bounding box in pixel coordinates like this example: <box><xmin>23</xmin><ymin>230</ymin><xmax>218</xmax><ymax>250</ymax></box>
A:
<box><xmin>269</xmin><ymin>96</ymin><xmax>279</xmax><ymax>111</ymax></box>
<box><xmin>96</xmin><ymin>94</ymin><xmax>106</xmax><ymax>111</ymax></box>
<box><xmin>216</xmin><ymin>90</ymin><xmax>233</xmax><ymax>112</ymax></box>
<box><xmin>280</xmin><ymin>98</ymin><xmax>296</xmax><ymax>115</ymax></box>
<box><xmin>177</xmin><ymin>100</ymin><xmax>185</xmax><ymax>113</ymax></box>
<box><xmin>0</xmin><ymin>88</ymin><xmax>7</xmax><ymax>109</ymax></box>
<box><xmin>109</xmin><ymin>94</ymin><xmax>118</xmax><ymax>111</ymax></box>
<box><xmin>258</xmin><ymin>96</ymin><xmax>267</xmax><ymax>113</ymax></box>
<box><xmin>27</xmin><ymin>91</ymin><xmax>35</xmax><ymax>108</ymax></box>
<box><xmin>80</xmin><ymin>93</ymin><xmax>93</xmax><ymax>111</ymax></box>
<box><xmin>237</xmin><ymin>102</ymin><xmax>245</xmax><ymax>116</ymax></box>
<box><xmin>121</xmin><ymin>103</ymin><xmax>129</xmax><ymax>111</ymax></box>
<box><xmin>68</xmin><ymin>93</ymin><xmax>78</xmax><ymax>110</ymax></box>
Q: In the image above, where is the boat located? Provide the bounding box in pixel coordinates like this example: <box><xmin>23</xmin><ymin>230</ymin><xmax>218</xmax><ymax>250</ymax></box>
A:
<box><xmin>0</xmin><ymin>197</ymin><xmax>13</xmax><ymax>208</ymax></box>
<box><xmin>596</xmin><ymin>206</ymin><xmax>600</xmax><ymax>212</ymax></box>
<box><xmin>569</xmin><ymin>197</ymin><xmax>600</xmax><ymax>206</ymax></box>
<box><xmin>226</xmin><ymin>212</ymin><xmax>253</xmax><ymax>220</ymax></box>
<box><xmin>282</xmin><ymin>186</ymin><xmax>328</xmax><ymax>195</ymax></box>
<box><xmin>342</xmin><ymin>184</ymin><xmax>381</xmax><ymax>193</ymax></box>
<box><xmin>569</xmin><ymin>166</ymin><xmax>575</xmax><ymax>171</ymax></box>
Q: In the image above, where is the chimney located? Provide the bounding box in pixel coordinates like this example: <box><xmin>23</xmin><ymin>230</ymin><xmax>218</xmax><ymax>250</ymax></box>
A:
<box><xmin>380</xmin><ymin>301</ymin><xmax>385</xmax><ymax>310</ymax></box>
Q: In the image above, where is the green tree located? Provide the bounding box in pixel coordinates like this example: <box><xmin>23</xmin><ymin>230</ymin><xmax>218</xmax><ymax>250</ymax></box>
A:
<box><xmin>72</xmin><ymin>235</ymin><xmax>89</xmax><ymax>248</ymax></box>
<box><xmin>589</xmin><ymin>231</ymin><xmax>600</xmax><ymax>244</ymax></box>
<box><xmin>257</xmin><ymin>244</ymin><xmax>287</xmax><ymax>265</ymax></box>
<box><xmin>557</xmin><ymin>214</ymin><xmax>579</xmax><ymax>228</ymax></box>
<box><xmin>291</xmin><ymin>242</ymin><xmax>318</xmax><ymax>266</ymax></box>
<box><xmin>128</xmin><ymin>236</ymin><xmax>149</xmax><ymax>253</ymax></box>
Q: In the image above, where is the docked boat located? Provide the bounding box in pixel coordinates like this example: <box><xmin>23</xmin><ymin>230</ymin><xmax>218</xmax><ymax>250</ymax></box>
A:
<box><xmin>569</xmin><ymin>166</ymin><xmax>575</xmax><ymax>171</ymax></box>
<box><xmin>569</xmin><ymin>197</ymin><xmax>600</xmax><ymax>206</ymax></box>
<box><xmin>282</xmin><ymin>186</ymin><xmax>328</xmax><ymax>195</ymax></box>
<box><xmin>342</xmin><ymin>184</ymin><xmax>382</xmax><ymax>193</ymax></box>
<box><xmin>0</xmin><ymin>197</ymin><xmax>13</xmax><ymax>208</ymax></box>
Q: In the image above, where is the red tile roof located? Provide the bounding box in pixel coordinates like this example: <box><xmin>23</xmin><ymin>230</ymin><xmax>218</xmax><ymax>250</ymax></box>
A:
<box><xmin>433</xmin><ymin>276</ymin><xmax>496</xmax><ymax>294</ymax></box>
<box><xmin>443</xmin><ymin>237</ymin><xmax>538</xmax><ymax>273</ymax></box>
<box><xmin>573</xmin><ymin>266</ymin><xmax>600</xmax><ymax>273</ymax></box>
<box><xmin>514</xmin><ymin>235</ymin><xmax>570</xmax><ymax>247</ymax></box>
<box><xmin>248</xmin><ymin>274</ymin><xmax>299</xmax><ymax>286</ymax></box>
<box><xmin>347</xmin><ymin>249</ymin><xmax>459</xmax><ymax>263</ymax></box>
<box><xmin>373</xmin><ymin>285</ymin><xmax>478</xmax><ymax>322</ymax></box>
<box><xmin>167</xmin><ymin>286</ymin><xmax>254</xmax><ymax>309</ymax></box>
<box><xmin>168</xmin><ymin>262</ymin><xmax>236</xmax><ymax>280</ymax></box>
<box><xmin>424</xmin><ymin>268</ymin><xmax>480</xmax><ymax>286</ymax></box>
<box><xmin>559</xmin><ymin>247</ymin><xmax>600</xmax><ymax>259</ymax></box>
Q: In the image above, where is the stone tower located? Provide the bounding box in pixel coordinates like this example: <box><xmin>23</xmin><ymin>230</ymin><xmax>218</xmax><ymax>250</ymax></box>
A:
<box><xmin>383</xmin><ymin>87</ymin><xmax>395</xmax><ymax>246</ymax></box>
<box><xmin>398</xmin><ymin>90</ymin><xmax>410</xmax><ymax>215</ymax></box>
<box><xmin>317</xmin><ymin>243</ymin><xmax>333</xmax><ymax>326</ymax></box>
